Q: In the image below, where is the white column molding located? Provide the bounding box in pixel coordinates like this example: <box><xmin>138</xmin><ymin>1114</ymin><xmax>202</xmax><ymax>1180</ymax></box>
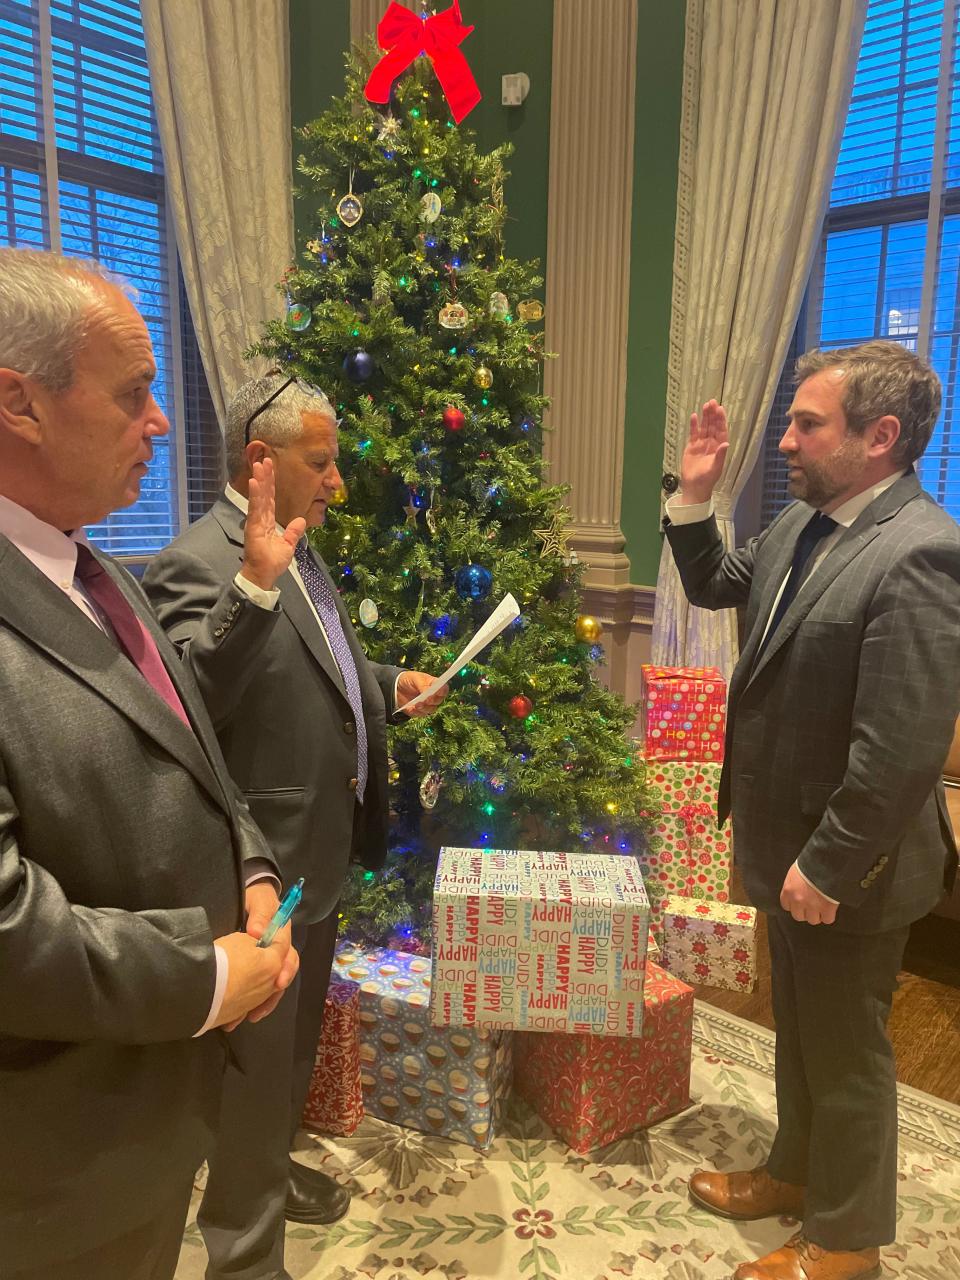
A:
<box><xmin>543</xmin><ymin>0</ymin><xmax>638</xmax><ymax>590</ymax></box>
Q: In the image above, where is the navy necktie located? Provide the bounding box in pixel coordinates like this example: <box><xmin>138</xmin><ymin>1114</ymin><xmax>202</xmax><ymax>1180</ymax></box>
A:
<box><xmin>293</xmin><ymin>540</ymin><xmax>368</xmax><ymax>802</ymax></box>
<box><xmin>754</xmin><ymin>510</ymin><xmax>838</xmax><ymax>665</ymax></box>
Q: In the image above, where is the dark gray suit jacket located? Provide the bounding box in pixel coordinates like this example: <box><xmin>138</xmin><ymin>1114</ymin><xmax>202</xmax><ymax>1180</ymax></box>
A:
<box><xmin>0</xmin><ymin>536</ymin><xmax>275</xmax><ymax>1271</ymax></box>
<box><xmin>665</xmin><ymin>470</ymin><xmax>960</xmax><ymax>932</ymax></box>
<box><xmin>142</xmin><ymin>495</ymin><xmax>401</xmax><ymax>925</ymax></box>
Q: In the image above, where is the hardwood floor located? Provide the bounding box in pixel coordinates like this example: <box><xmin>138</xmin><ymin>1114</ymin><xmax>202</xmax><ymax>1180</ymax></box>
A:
<box><xmin>684</xmin><ymin>876</ymin><xmax>960</xmax><ymax>1106</ymax></box>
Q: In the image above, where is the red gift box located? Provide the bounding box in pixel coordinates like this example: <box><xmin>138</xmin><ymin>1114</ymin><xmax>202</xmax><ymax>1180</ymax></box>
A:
<box><xmin>301</xmin><ymin>979</ymin><xmax>363</xmax><ymax>1137</ymax></box>
<box><xmin>512</xmin><ymin>962</ymin><xmax>693</xmax><ymax>1153</ymax></box>
<box><xmin>640</xmin><ymin>665</ymin><xmax>726</xmax><ymax>763</ymax></box>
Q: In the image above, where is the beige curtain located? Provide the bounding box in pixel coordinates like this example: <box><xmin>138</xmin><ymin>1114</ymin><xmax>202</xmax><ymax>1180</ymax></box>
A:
<box><xmin>141</xmin><ymin>0</ymin><xmax>294</xmax><ymax>422</ymax></box>
<box><xmin>651</xmin><ymin>0</ymin><xmax>867</xmax><ymax>678</ymax></box>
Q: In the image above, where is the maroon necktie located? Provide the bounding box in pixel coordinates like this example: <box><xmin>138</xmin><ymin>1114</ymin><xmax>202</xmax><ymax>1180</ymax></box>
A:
<box><xmin>74</xmin><ymin>543</ymin><xmax>191</xmax><ymax>728</ymax></box>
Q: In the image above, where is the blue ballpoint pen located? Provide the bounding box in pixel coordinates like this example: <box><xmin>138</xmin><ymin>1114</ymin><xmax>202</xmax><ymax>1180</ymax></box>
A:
<box><xmin>256</xmin><ymin>877</ymin><xmax>305</xmax><ymax>948</ymax></box>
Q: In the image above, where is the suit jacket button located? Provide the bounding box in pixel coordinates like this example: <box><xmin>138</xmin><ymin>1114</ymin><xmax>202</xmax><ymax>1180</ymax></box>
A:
<box><xmin>860</xmin><ymin>877</ymin><xmax>870</xmax><ymax>889</ymax></box>
<box><xmin>879</xmin><ymin>856</ymin><xmax>888</xmax><ymax>866</ymax></box>
<box><xmin>344</xmin><ymin>721</ymin><xmax>355</xmax><ymax>735</ymax></box>
<box><xmin>348</xmin><ymin>777</ymin><xmax>358</xmax><ymax>792</ymax></box>
<box><xmin>230</xmin><ymin>602</ymin><xmax>240</xmax><ymax>616</ymax></box>
<box><xmin>214</xmin><ymin>627</ymin><xmax>225</xmax><ymax>638</ymax></box>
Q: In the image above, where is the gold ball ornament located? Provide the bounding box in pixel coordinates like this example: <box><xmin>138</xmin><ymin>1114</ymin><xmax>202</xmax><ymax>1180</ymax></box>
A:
<box><xmin>574</xmin><ymin>614</ymin><xmax>603</xmax><ymax>643</ymax></box>
<box><xmin>330</xmin><ymin>484</ymin><xmax>349</xmax><ymax>507</ymax></box>
<box><xmin>474</xmin><ymin>365</ymin><xmax>493</xmax><ymax>389</ymax></box>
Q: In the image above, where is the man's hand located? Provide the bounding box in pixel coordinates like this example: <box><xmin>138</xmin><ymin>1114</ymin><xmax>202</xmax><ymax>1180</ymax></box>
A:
<box><xmin>678</xmin><ymin>399</ymin><xmax>730</xmax><ymax>505</ymax></box>
<box><xmin>779</xmin><ymin>863</ymin><xmax>838</xmax><ymax>925</ymax></box>
<box><xmin>239</xmin><ymin>457</ymin><xmax>306</xmax><ymax>591</ymax></box>
<box><xmin>395</xmin><ymin>670</ymin><xmax>448</xmax><ymax>718</ymax></box>
<box><xmin>243</xmin><ymin>880</ymin><xmax>281</xmax><ymax>942</ymax></box>
<box><xmin>211</xmin><ymin>928</ymin><xmax>299</xmax><ymax>1029</ymax></box>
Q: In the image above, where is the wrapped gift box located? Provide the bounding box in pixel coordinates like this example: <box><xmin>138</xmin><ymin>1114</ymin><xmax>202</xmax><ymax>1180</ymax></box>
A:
<box><xmin>659</xmin><ymin>895</ymin><xmax>758</xmax><ymax>993</ymax></box>
<box><xmin>512</xmin><ymin>961</ymin><xmax>693</xmax><ymax>1153</ymax></box>
<box><xmin>430</xmin><ymin>848</ymin><xmax>650</xmax><ymax>1039</ymax></box>
<box><xmin>301</xmin><ymin>979</ymin><xmax>363</xmax><ymax>1137</ymax></box>
<box><xmin>640</xmin><ymin>665</ymin><xmax>726</xmax><ymax>762</ymax></box>
<box><xmin>639</xmin><ymin>762</ymin><xmax>732</xmax><ymax>937</ymax></box>
<box><xmin>332</xmin><ymin>944</ymin><xmax>511</xmax><ymax>1148</ymax></box>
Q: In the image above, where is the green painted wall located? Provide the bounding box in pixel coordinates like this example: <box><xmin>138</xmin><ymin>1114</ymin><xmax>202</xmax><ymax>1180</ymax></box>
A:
<box><xmin>465</xmin><ymin>1</ymin><xmax>553</xmax><ymax>271</ymax></box>
<box><xmin>289</xmin><ymin>0</ymin><xmax>351</xmax><ymax>240</ymax></box>
<box><xmin>289</xmin><ymin>2</ymin><xmax>552</xmax><ymax>266</ymax></box>
<box><xmin>621</xmin><ymin>0</ymin><xmax>686</xmax><ymax>586</ymax></box>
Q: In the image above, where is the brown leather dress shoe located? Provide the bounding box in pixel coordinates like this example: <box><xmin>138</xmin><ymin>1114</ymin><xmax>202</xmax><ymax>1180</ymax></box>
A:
<box><xmin>688</xmin><ymin>1165</ymin><xmax>805</xmax><ymax>1220</ymax></box>
<box><xmin>733</xmin><ymin>1233</ymin><xmax>881</xmax><ymax>1279</ymax></box>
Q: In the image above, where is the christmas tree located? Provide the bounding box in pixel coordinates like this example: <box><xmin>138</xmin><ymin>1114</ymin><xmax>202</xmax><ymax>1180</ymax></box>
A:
<box><xmin>253</xmin><ymin>41</ymin><xmax>652</xmax><ymax>947</ymax></box>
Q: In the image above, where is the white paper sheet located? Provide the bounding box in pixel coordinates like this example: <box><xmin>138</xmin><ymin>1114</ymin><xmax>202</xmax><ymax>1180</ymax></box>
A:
<box><xmin>401</xmin><ymin>592</ymin><xmax>521</xmax><ymax>710</ymax></box>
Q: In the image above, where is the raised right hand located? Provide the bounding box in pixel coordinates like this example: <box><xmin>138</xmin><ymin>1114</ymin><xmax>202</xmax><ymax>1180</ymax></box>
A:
<box><xmin>239</xmin><ymin>457</ymin><xmax>307</xmax><ymax>591</ymax></box>
<box><xmin>211</xmin><ymin>928</ymin><xmax>299</xmax><ymax>1029</ymax></box>
<box><xmin>679</xmin><ymin>399</ymin><xmax>730</xmax><ymax>504</ymax></box>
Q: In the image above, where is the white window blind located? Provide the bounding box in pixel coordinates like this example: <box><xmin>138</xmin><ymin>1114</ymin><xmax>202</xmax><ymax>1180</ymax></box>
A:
<box><xmin>759</xmin><ymin>0</ymin><xmax>960</xmax><ymax>527</ymax></box>
<box><xmin>0</xmin><ymin>0</ymin><xmax>223</xmax><ymax>560</ymax></box>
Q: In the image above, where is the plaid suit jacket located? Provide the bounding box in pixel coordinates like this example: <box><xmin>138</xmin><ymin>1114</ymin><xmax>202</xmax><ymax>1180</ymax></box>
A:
<box><xmin>665</xmin><ymin>469</ymin><xmax>960</xmax><ymax>933</ymax></box>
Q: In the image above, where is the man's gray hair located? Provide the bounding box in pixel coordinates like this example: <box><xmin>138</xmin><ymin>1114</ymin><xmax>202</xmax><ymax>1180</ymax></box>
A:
<box><xmin>224</xmin><ymin>373</ymin><xmax>337</xmax><ymax>477</ymax></box>
<box><xmin>0</xmin><ymin>248</ymin><xmax>123</xmax><ymax>391</ymax></box>
<box><xmin>796</xmin><ymin>339</ymin><xmax>942</xmax><ymax>467</ymax></box>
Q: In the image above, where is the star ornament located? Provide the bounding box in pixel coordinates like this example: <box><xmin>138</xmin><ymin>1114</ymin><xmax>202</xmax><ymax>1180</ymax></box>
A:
<box><xmin>377</xmin><ymin>114</ymin><xmax>401</xmax><ymax>143</ymax></box>
<box><xmin>403</xmin><ymin>497</ymin><xmax>420</xmax><ymax>529</ymax></box>
<box><xmin>533</xmin><ymin>512</ymin><xmax>570</xmax><ymax>559</ymax></box>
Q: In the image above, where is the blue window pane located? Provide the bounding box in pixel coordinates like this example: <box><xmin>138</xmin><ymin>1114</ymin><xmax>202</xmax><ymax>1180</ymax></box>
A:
<box><xmin>820</xmin><ymin>226</ymin><xmax>884</xmax><ymax>343</ymax></box>
<box><xmin>0</xmin><ymin>14</ymin><xmax>42</xmax><ymax>142</ymax></box>
<box><xmin>0</xmin><ymin>166</ymin><xmax>48</xmax><ymax>246</ymax></box>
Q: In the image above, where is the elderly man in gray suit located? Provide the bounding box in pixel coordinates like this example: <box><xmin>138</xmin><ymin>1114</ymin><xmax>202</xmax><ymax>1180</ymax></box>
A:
<box><xmin>143</xmin><ymin>372</ymin><xmax>444</xmax><ymax>1280</ymax></box>
<box><xmin>664</xmin><ymin>340</ymin><xmax>960</xmax><ymax>1280</ymax></box>
<box><xmin>0</xmin><ymin>249</ymin><xmax>299</xmax><ymax>1279</ymax></box>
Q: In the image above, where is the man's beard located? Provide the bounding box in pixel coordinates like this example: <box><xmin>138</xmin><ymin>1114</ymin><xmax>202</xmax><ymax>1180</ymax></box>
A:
<box><xmin>783</xmin><ymin>432</ymin><xmax>866</xmax><ymax>509</ymax></box>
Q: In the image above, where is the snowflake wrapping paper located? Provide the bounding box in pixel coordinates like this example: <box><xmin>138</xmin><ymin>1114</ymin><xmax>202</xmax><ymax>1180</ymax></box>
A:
<box><xmin>301</xmin><ymin>979</ymin><xmax>363</xmax><ymax>1137</ymax></box>
<box><xmin>639</xmin><ymin>761</ymin><xmax>733</xmax><ymax>938</ymax></box>
<box><xmin>430</xmin><ymin>848</ymin><xmax>650</xmax><ymax>1038</ymax></box>
<box><xmin>640</xmin><ymin>664</ymin><xmax>727</xmax><ymax>762</ymax></box>
<box><xmin>332</xmin><ymin>944</ymin><xmax>511</xmax><ymax>1149</ymax></box>
<box><xmin>659</xmin><ymin>896</ymin><xmax>758</xmax><ymax>993</ymax></box>
<box><xmin>512</xmin><ymin>960</ymin><xmax>694</xmax><ymax>1153</ymax></box>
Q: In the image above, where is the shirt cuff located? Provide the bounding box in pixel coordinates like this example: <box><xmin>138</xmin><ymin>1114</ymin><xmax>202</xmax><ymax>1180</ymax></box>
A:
<box><xmin>193</xmin><ymin>944</ymin><xmax>228</xmax><ymax>1037</ymax></box>
<box><xmin>234</xmin><ymin>572</ymin><xmax>281</xmax><ymax>611</ymax></box>
<box><xmin>793</xmin><ymin>860</ymin><xmax>840</xmax><ymax>905</ymax></box>
<box><xmin>664</xmin><ymin>494</ymin><xmax>715</xmax><ymax>524</ymax></box>
<box><xmin>244</xmin><ymin>859</ymin><xmax>281</xmax><ymax>892</ymax></box>
<box><xmin>392</xmin><ymin>673</ymin><xmax>403</xmax><ymax>716</ymax></box>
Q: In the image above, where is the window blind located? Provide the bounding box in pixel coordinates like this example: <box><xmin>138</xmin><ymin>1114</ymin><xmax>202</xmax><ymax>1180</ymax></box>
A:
<box><xmin>0</xmin><ymin>0</ymin><xmax>222</xmax><ymax>558</ymax></box>
<box><xmin>759</xmin><ymin>0</ymin><xmax>960</xmax><ymax>525</ymax></box>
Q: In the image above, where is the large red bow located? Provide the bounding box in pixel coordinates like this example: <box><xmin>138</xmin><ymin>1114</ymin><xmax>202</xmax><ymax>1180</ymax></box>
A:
<box><xmin>364</xmin><ymin>1</ymin><xmax>481</xmax><ymax>125</ymax></box>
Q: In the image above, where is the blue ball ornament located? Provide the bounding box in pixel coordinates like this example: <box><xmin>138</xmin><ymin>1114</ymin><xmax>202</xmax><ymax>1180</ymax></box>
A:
<box><xmin>454</xmin><ymin>564</ymin><xmax>493</xmax><ymax>601</ymax></box>
<box><xmin>342</xmin><ymin>350</ymin><xmax>375</xmax><ymax>383</ymax></box>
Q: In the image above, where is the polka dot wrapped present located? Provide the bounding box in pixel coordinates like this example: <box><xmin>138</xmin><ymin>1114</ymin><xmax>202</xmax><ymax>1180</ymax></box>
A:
<box><xmin>659</xmin><ymin>895</ymin><xmax>757</xmax><ymax>993</ymax></box>
<box><xmin>639</xmin><ymin>762</ymin><xmax>733</xmax><ymax>938</ymax></box>
<box><xmin>640</xmin><ymin>664</ymin><xmax>726</xmax><ymax>762</ymax></box>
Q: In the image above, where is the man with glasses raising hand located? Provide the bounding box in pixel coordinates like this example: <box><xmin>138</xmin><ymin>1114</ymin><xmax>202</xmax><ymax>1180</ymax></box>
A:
<box><xmin>144</xmin><ymin>372</ymin><xmax>444</xmax><ymax>1280</ymax></box>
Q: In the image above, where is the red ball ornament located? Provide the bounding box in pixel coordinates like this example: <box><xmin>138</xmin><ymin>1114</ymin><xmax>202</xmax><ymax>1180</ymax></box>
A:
<box><xmin>508</xmin><ymin>695</ymin><xmax>533</xmax><ymax>719</ymax></box>
<box><xmin>443</xmin><ymin>405</ymin><xmax>466</xmax><ymax>432</ymax></box>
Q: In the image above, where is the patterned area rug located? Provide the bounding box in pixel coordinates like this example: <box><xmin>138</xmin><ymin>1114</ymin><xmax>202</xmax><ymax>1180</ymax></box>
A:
<box><xmin>175</xmin><ymin>1003</ymin><xmax>960</xmax><ymax>1280</ymax></box>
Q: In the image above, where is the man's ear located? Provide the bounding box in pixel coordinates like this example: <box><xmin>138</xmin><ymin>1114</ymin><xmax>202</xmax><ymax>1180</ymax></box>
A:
<box><xmin>244</xmin><ymin>440</ymin><xmax>273</xmax><ymax>469</ymax></box>
<box><xmin>0</xmin><ymin>369</ymin><xmax>44</xmax><ymax>445</ymax></box>
<box><xmin>867</xmin><ymin>413</ymin><xmax>901</xmax><ymax>459</ymax></box>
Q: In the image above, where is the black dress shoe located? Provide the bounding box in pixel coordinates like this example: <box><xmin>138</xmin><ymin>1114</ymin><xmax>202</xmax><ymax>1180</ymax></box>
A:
<box><xmin>284</xmin><ymin>1158</ymin><xmax>351</xmax><ymax>1225</ymax></box>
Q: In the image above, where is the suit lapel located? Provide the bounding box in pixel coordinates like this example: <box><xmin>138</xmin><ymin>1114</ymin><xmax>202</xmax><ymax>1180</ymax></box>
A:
<box><xmin>212</xmin><ymin>496</ymin><xmax>349</xmax><ymax>701</ymax></box>
<box><xmin>745</xmin><ymin>472</ymin><xmax>923</xmax><ymax>687</ymax></box>
<box><xmin>0</xmin><ymin>537</ymin><xmax>227</xmax><ymax>812</ymax></box>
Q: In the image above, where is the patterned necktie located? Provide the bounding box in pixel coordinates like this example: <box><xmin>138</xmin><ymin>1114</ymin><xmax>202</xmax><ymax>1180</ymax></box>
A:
<box><xmin>74</xmin><ymin>543</ymin><xmax>191</xmax><ymax>727</ymax></box>
<box><xmin>294</xmin><ymin>540</ymin><xmax>368</xmax><ymax>802</ymax></box>
<box><xmin>753</xmin><ymin>510</ymin><xmax>838</xmax><ymax>666</ymax></box>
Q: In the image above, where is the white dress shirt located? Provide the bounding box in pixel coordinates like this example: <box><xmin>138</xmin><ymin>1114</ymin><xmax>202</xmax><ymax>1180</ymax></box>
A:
<box><xmin>665</xmin><ymin>470</ymin><xmax>907</xmax><ymax>904</ymax></box>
